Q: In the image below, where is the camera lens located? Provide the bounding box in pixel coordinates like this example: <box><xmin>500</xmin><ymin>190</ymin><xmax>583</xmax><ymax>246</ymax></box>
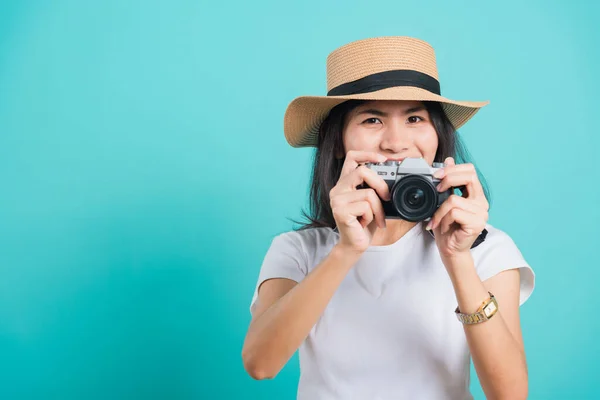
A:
<box><xmin>405</xmin><ymin>188</ymin><xmax>425</xmax><ymax>208</ymax></box>
<box><xmin>391</xmin><ymin>175</ymin><xmax>438</xmax><ymax>222</ymax></box>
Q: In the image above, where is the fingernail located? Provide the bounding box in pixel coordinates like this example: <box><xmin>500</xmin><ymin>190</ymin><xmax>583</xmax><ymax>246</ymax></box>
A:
<box><xmin>436</xmin><ymin>183</ymin><xmax>442</xmax><ymax>191</ymax></box>
<box><xmin>425</xmin><ymin>221</ymin><xmax>432</xmax><ymax>230</ymax></box>
<box><xmin>433</xmin><ymin>169</ymin><xmax>444</xmax><ymax>179</ymax></box>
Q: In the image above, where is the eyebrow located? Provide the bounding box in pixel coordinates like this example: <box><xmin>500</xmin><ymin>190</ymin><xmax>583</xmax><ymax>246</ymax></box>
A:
<box><xmin>354</xmin><ymin>106</ymin><xmax>426</xmax><ymax>118</ymax></box>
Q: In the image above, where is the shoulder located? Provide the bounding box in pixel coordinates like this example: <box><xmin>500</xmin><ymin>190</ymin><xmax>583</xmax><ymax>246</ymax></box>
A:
<box><xmin>472</xmin><ymin>223</ymin><xmax>523</xmax><ymax>257</ymax></box>
<box><xmin>471</xmin><ymin>223</ymin><xmax>526</xmax><ymax>266</ymax></box>
<box><xmin>275</xmin><ymin>226</ymin><xmax>337</xmax><ymax>248</ymax></box>
<box><xmin>471</xmin><ymin>223</ymin><xmax>536</xmax><ymax>305</ymax></box>
<box><xmin>269</xmin><ymin>226</ymin><xmax>338</xmax><ymax>267</ymax></box>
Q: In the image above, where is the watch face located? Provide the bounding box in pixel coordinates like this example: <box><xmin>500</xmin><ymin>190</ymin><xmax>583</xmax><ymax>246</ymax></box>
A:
<box><xmin>484</xmin><ymin>302</ymin><xmax>497</xmax><ymax>318</ymax></box>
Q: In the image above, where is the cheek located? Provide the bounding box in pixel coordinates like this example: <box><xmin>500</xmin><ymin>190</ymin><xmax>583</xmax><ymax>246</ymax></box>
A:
<box><xmin>415</xmin><ymin>129</ymin><xmax>439</xmax><ymax>156</ymax></box>
<box><xmin>343</xmin><ymin>127</ymin><xmax>372</xmax><ymax>152</ymax></box>
<box><xmin>426</xmin><ymin>129</ymin><xmax>439</xmax><ymax>148</ymax></box>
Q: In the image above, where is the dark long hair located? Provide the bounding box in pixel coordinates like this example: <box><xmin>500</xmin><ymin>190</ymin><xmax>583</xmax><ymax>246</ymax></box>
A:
<box><xmin>289</xmin><ymin>100</ymin><xmax>491</xmax><ymax>231</ymax></box>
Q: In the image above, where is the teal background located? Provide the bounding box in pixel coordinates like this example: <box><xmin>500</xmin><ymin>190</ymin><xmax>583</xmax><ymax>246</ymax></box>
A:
<box><xmin>0</xmin><ymin>0</ymin><xmax>598</xmax><ymax>398</ymax></box>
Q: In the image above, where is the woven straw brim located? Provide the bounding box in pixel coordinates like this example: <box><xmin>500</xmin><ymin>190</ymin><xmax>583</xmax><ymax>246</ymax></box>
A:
<box><xmin>284</xmin><ymin>86</ymin><xmax>489</xmax><ymax>148</ymax></box>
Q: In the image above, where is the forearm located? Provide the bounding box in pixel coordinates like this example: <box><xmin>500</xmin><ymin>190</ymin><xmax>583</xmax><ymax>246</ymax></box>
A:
<box><xmin>243</xmin><ymin>244</ymin><xmax>361</xmax><ymax>378</ymax></box>
<box><xmin>445</xmin><ymin>254</ymin><xmax>528</xmax><ymax>400</ymax></box>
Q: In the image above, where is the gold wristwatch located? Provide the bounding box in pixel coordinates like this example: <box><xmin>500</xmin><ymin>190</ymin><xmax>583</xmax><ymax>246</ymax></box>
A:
<box><xmin>455</xmin><ymin>291</ymin><xmax>498</xmax><ymax>324</ymax></box>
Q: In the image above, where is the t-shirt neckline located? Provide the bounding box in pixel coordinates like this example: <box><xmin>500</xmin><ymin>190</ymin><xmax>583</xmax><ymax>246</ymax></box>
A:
<box><xmin>331</xmin><ymin>221</ymin><xmax>425</xmax><ymax>252</ymax></box>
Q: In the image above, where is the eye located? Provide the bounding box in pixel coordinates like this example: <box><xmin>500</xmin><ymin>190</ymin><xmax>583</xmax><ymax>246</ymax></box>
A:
<box><xmin>407</xmin><ymin>115</ymin><xmax>424</xmax><ymax>124</ymax></box>
<box><xmin>362</xmin><ymin>117</ymin><xmax>382</xmax><ymax>125</ymax></box>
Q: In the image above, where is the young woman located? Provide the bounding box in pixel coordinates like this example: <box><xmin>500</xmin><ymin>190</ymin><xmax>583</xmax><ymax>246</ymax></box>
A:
<box><xmin>242</xmin><ymin>36</ymin><xmax>535</xmax><ymax>400</ymax></box>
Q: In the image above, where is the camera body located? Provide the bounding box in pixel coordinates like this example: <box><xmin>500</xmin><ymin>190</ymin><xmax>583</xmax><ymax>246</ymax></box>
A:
<box><xmin>359</xmin><ymin>157</ymin><xmax>453</xmax><ymax>222</ymax></box>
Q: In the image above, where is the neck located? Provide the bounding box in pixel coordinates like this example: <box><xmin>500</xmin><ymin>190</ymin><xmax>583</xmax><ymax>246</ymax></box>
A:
<box><xmin>370</xmin><ymin>219</ymin><xmax>419</xmax><ymax>246</ymax></box>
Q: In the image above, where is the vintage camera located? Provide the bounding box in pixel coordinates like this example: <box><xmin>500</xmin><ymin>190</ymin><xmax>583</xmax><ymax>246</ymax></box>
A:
<box><xmin>359</xmin><ymin>157</ymin><xmax>457</xmax><ymax>222</ymax></box>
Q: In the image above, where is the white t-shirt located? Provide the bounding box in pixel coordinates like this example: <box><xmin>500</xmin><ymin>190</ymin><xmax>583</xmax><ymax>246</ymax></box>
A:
<box><xmin>250</xmin><ymin>222</ymin><xmax>535</xmax><ymax>400</ymax></box>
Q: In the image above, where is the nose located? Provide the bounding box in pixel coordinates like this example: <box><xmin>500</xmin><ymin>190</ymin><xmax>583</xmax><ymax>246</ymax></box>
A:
<box><xmin>379</xmin><ymin>120</ymin><xmax>413</xmax><ymax>153</ymax></box>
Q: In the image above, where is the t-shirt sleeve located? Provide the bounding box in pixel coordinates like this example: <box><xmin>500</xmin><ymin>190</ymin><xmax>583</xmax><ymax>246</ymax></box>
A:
<box><xmin>249</xmin><ymin>231</ymin><xmax>308</xmax><ymax>316</ymax></box>
<box><xmin>473</xmin><ymin>227</ymin><xmax>535</xmax><ymax>306</ymax></box>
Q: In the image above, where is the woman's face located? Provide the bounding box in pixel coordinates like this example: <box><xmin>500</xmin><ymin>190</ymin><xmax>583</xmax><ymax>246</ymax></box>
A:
<box><xmin>342</xmin><ymin>100</ymin><xmax>439</xmax><ymax>165</ymax></box>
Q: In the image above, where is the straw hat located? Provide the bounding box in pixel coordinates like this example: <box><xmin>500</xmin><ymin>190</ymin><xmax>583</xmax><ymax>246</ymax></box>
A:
<box><xmin>283</xmin><ymin>36</ymin><xmax>490</xmax><ymax>148</ymax></box>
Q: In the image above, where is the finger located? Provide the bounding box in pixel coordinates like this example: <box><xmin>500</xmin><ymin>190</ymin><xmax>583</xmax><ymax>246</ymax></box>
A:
<box><xmin>333</xmin><ymin>200</ymin><xmax>372</xmax><ymax>229</ymax></box>
<box><xmin>332</xmin><ymin>190</ymin><xmax>386</xmax><ymax>229</ymax></box>
<box><xmin>436</xmin><ymin>167</ymin><xmax>485</xmax><ymax>200</ymax></box>
<box><xmin>438</xmin><ymin>163</ymin><xmax>477</xmax><ymax>175</ymax></box>
<box><xmin>433</xmin><ymin>163</ymin><xmax>478</xmax><ymax>188</ymax></box>
<box><xmin>444</xmin><ymin>156</ymin><xmax>455</xmax><ymax>167</ymax></box>
<box><xmin>436</xmin><ymin>171</ymin><xmax>479</xmax><ymax>195</ymax></box>
<box><xmin>429</xmin><ymin>195</ymin><xmax>488</xmax><ymax>231</ymax></box>
<box><xmin>357</xmin><ymin>203</ymin><xmax>374</xmax><ymax>229</ymax></box>
<box><xmin>331</xmin><ymin>189</ymin><xmax>386</xmax><ymax>229</ymax></box>
<box><xmin>340</xmin><ymin>150</ymin><xmax>387</xmax><ymax>178</ymax></box>
<box><xmin>341</xmin><ymin>201</ymin><xmax>374</xmax><ymax>229</ymax></box>
<box><xmin>437</xmin><ymin>207</ymin><xmax>486</xmax><ymax>236</ymax></box>
<box><xmin>338</xmin><ymin>165</ymin><xmax>391</xmax><ymax>201</ymax></box>
<box><xmin>438</xmin><ymin>208</ymin><xmax>471</xmax><ymax>236</ymax></box>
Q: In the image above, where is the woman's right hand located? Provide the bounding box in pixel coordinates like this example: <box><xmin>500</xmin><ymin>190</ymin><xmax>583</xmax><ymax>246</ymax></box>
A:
<box><xmin>329</xmin><ymin>150</ymin><xmax>391</xmax><ymax>254</ymax></box>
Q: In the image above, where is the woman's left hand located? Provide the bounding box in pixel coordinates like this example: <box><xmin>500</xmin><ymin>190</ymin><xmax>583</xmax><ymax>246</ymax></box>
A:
<box><xmin>426</xmin><ymin>157</ymin><xmax>489</xmax><ymax>261</ymax></box>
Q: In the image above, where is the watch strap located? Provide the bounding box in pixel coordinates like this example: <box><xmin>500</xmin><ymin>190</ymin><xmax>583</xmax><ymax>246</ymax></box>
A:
<box><xmin>455</xmin><ymin>291</ymin><xmax>498</xmax><ymax>324</ymax></box>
